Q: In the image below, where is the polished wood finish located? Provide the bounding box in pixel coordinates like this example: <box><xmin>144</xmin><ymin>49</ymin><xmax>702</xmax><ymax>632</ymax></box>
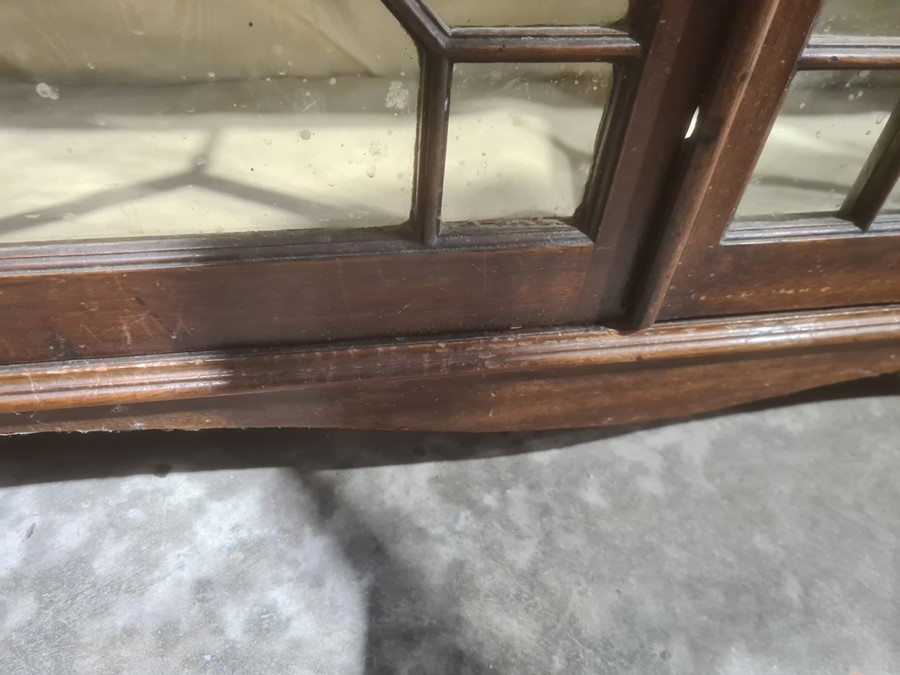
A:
<box><xmin>799</xmin><ymin>36</ymin><xmax>900</xmax><ymax>69</ymax></box>
<box><xmin>4</xmin><ymin>1</ymin><xmax>900</xmax><ymax>434</ymax></box>
<box><xmin>576</xmin><ymin>0</ymin><xmax>733</xmax><ymax>321</ymax></box>
<box><xmin>634</xmin><ymin>0</ymin><xmax>900</xmax><ymax>323</ymax></box>
<box><xmin>632</xmin><ymin>0</ymin><xmax>822</xmax><ymax>326</ymax></box>
<box><xmin>0</xmin><ymin>223</ymin><xmax>593</xmax><ymax>365</ymax></box>
<box><xmin>660</xmin><ymin>233</ymin><xmax>900</xmax><ymax>318</ymax></box>
<box><xmin>446</xmin><ymin>27</ymin><xmax>639</xmax><ymax>63</ymax></box>
<box><xmin>724</xmin><ymin>216</ymin><xmax>893</xmax><ymax>241</ymax></box>
<box><xmin>1</xmin><ymin>0</ymin><xmax>711</xmax><ymax>366</ymax></box>
<box><xmin>4</xmin><ymin>351</ymin><xmax>898</xmax><ymax>434</ymax></box>
<box><xmin>2</xmin><ymin>306</ymin><xmax>898</xmax><ymax>431</ymax></box>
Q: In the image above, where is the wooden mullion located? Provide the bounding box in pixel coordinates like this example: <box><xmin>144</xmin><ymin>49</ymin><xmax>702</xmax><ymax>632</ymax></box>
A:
<box><xmin>631</xmin><ymin>0</ymin><xmax>822</xmax><ymax>327</ymax></box>
<box><xmin>449</xmin><ymin>27</ymin><xmax>631</xmax><ymax>39</ymax></box>
<box><xmin>573</xmin><ymin>0</ymin><xmax>735</xmax><ymax>323</ymax></box>
<box><xmin>380</xmin><ymin>0</ymin><xmax>448</xmax><ymax>53</ymax></box>
<box><xmin>800</xmin><ymin>36</ymin><xmax>900</xmax><ymax>69</ymax></box>
<box><xmin>379</xmin><ymin>0</ymin><xmax>452</xmax><ymax>245</ymax></box>
<box><xmin>839</xmin><ymin>100</ymin><xmax>900</xmax><ymax>229</ymax></box>
<box><xmin>409</xmin><ymin>49</ymin><xmax>452</xmax><ymax>245</ymax></box>
<box><xmin>445</xmin><ymin>28</ymin><xmax>639</xmax><ymax>62</ymax></box>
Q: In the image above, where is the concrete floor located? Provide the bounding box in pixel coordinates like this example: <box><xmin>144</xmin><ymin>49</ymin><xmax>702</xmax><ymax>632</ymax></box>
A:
<box><xmin>1</xmin><ymin>383</ymin><xmax>899</xmax><ymax>674</ymax></box>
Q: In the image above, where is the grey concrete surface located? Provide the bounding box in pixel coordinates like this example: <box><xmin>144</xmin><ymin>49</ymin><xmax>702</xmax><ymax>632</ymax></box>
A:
<box><xmin>1</xmin><ymin>386</ymin><xmax>899</xmax><ymax>674</ymax></box>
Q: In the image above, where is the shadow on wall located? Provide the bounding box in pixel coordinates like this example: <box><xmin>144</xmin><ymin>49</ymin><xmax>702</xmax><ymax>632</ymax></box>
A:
<box><xmin>0</xmin><ymin>129</ymin><xmax>392</xmax><ymax>240</ymax></box>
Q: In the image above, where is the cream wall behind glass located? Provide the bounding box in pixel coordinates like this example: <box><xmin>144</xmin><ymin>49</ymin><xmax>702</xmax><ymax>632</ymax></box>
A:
<box><xmin>0</xmin><ymin>0</ymin><xmax>629</xmax><ymax>244</ymax></box>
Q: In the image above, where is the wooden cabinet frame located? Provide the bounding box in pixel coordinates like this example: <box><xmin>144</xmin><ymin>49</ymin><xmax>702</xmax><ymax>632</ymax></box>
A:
<box><xmin>2</xmin><ymin>0</ymin><xmax>899</xmax><ymax>433</ymax></box>
<box><xmin>635</xmin><ymin>0</ymin><xmax>900</xmax><ymax>323</ymax></box>
<box><xmin>1</xmin><ymin>0</ymin><xmax>718</xmax><ymax>366</ymax></box>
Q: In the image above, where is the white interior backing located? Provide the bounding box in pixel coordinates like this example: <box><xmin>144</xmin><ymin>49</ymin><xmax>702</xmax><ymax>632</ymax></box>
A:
<box><xmin>735</xmin><ymin>71</ymin><xmax>900</xmax><ymax>222</ymax></box>
<box><xmin>2</xmin><ymin>0</ymin><xmax>898</xmax><ymax>244</ymax></box>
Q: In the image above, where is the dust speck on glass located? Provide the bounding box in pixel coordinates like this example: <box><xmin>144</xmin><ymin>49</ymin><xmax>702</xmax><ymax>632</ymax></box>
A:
<box><xmin>0</xmin><ymin>0</ymin><xmax>419</xmax><ymax>243</ymax></box>
<box><xmin>0</xmin><ymin>0</ymin><xmax>627</xmax><ymax>244</ymax></box>
<box><xmin>443</xmin><ymin>63</ymin><xmax>613</xmax><ymax>223</ymax></box>
<box><xmin>732</xmin><ymin>70</ymin><xmax>900</xmax><ymax>222</ymax></box>
<box><xmin>813</xmin><ymin>0</ymin><xmax>900</xmax><ymax>36</ymax></box>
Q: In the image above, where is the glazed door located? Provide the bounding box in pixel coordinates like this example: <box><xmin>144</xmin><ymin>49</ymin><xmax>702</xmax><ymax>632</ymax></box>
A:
<box><xmin>1</xmin><ymin>0</ymin><xmax>722</xmax><ymax>364</ymax></box>
<box><xmin>638</xmin><ymin>0</ymin><xmax>900</xmax><ymax>323</ymax></box>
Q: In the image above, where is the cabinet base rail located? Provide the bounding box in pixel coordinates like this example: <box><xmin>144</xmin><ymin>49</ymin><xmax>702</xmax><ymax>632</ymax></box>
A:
<box><xmin>2</xmin><ymin>305</ymin><xmax>898</xmax><ymax>433</ymax></box>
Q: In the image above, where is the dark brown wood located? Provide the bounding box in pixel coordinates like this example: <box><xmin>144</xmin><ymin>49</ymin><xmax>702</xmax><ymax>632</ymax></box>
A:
<box><xmin>799</xmin><ymin>36</ymin><xmax>900</xmax><ymax>69</ymax></box>
<box><xmin>383</xmin><ymin>0</ymin><xmax>640</xmax><ymax>64</ymax></box>
<box><xmin>449</xmin><ymin>26</ymin><xmax>632</xmax><ymax>40</ymax></box>
<box><xmin>409</xmin><ymin>49</ymin><xmax>453</xmax><ymax>244</ymax></box>
<box><xmin>631</xmin><ymin>0</ymin><xmax>823</xmax><ymax>326</ymax></box>
<box><xmin>725</xmin><ymin>216</ymin><xmax>865</xmax><ymax>241</ymax></box>
<box><xmin>0</xmin><ymin>0</ymin><xmax>725</xmax><ymax>370</ymax></box>
<box><xmin>660</xmin><ymin>231</ymin><xmax>900</xmax><ymax>319</ymax></box>
<box><xmin>574</xmin><ymin>0</ymin><xmax>734</xmax><ymax>322</ymax></box>
<box><xmin>380</xmin><ymin>0</ymin><xmax>448</xmax><ymax>54</ymax></box>
<box><xmin>1</xmin><ymin>0</ymin><xmax>644</xmax><ymax>371</ymax></box>
<box><xmin>0</xmin><ymin>227</ymin><xmax>413</xmax><ymax>273</ymax></box>
<box><xmin>635</xmin><ymin>0</ymin><xmax>900</xmax><ymax>322</ymax></box>
<box><xmin>4</xmin><ymin>351</ymin><xmax>899</xmax><ymax>433</ymax></box>
<box><xmin>0</xmin><ymin>222</ymin><xmax>595</xmax><ymax>275</ymax></box>
<box><xmin>0</xmin><ymin>222</ymin><xmax>593</xmax><ymax>365</ymax></box>
<box><xmin>840</xmin><ymin>100</ymin><xmax>900</xmax><ymax>229</ymax></box>
<box><xmin>3</xmin><ymin>306</ymin><xmax>898</xmax><ymax>431</ymax></box>
<box><xmin>7</xmin><ymin>1</ymin><xmax>900</xmax><ymax>436</ymax></box>
<box><xmin>445</xmin><ymin>27</ymin><xmax>639</xmax><ymax>62</ymax></box>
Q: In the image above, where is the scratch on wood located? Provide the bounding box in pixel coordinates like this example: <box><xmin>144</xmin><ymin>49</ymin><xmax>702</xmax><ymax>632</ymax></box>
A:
<box><xmin>121</xmin><ymin>321</ymin><xmax>133</xmax><ymax>347</ymax></box>
<box><xmin>25</xmin><ymin>374</ymin><xmax>40</xmax><ymax>404</ymax></box>
<box><xmin>174</xmin><ymin>315</ymin><xmax>195</xmax><ymax>337</ymax></box>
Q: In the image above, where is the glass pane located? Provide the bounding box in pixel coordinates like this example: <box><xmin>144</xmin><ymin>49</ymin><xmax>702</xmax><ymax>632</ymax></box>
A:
<box><xmin>426</xmin><ymin>0</ymin><xmax>628</xmax><ymax>27</ymax></box>
<box><xmin>814</xmin><ymin>0</ymin><xmax>900</xmax><ymax>37</ymax></box>
<box><xmin>442</xmin><ymin>63</ymin><xmax>612</xmax><ymax>223</ymax></box>
<box><xmin>734</xmin><ymin>70</ymin><xmax>900</xmax><ymax>222</ymax></box>
<box><xmin>0</xmin><ymin>0</ymin><xmax>418</xmax><ymax>244</ymax></box>
<box><xmin>883</xmin><ymin>178</ymin><xmax>900</xmax><ymax>215</ymax></box>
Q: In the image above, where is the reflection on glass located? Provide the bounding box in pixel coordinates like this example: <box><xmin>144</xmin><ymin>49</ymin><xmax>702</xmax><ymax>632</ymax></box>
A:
<box><xmin>734</xmin><ymin>70</ymin><xmax>900</xmax><ymax>222</ymax></box>
<box><xmin>426</xmin><ymin>0</ymin><xmax>628</xmax><ymax>27</ymax></box>
<box><xmin>814</xmin><ymin>0</ymin><xmax>900</xmax><ymax>37</ymax></box>
<box><xmin>0</xmin><ymin>0</ymin><xmax>418</xmax><ymax>243</ymax></box>
<box><xmin>442</xmin><ymin>63</ymin><xmax>612</xmax><ymax>223</ymax></box>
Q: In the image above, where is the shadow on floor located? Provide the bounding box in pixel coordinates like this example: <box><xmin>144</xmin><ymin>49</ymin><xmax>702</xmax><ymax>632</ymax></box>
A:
<box><xmin>1</xmin><ymin>373</ymin><xmax>898</xmax><ymax>674</ymax></box>
<box><xmin>1</xmin><ymin>374</ymin><xmax>897</xmax><ymax>489</ymax></box>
